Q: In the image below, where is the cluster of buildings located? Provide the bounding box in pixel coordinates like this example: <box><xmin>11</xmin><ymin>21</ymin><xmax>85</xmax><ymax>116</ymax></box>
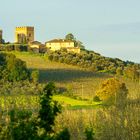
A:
<box><xmin>0</xmin><ymin>26</ymin><xmax>80</xmax><ymax>53</ymax></box>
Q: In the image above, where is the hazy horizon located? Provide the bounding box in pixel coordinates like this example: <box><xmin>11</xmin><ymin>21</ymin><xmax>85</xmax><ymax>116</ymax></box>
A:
<box><xmin>1</xmin><ymin>0</ymin><xmax>140</xmax><ymax>62</ymax></box>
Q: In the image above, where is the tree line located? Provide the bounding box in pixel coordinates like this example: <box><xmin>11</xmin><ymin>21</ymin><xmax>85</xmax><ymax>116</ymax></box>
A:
<box><xmin>47</xmin><ymin>49</ymin><xmax>140</xmax><ymax>80</ymax></box>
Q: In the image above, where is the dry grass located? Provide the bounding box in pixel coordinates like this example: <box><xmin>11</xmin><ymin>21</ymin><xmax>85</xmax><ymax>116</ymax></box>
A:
<box><xmin>55</xmin><ymin>104</ymin><xmax>140</xmax><ymax>140</ymax></box>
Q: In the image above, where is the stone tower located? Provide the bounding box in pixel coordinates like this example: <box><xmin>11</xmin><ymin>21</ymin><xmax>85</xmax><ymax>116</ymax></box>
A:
<box><xmin>0</xmin><ymin>29</ymin><xmax>2</xmax><ymax>43</ymax></box>
<box><xmin>15</xmin><ymin>26</ymin><xmax>34</xmax><ymax>43</ymax></box>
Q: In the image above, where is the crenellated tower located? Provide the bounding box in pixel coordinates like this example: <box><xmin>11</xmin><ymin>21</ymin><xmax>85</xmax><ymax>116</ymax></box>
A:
<box><xmin>15</xmin><ymin>26</ymin><xmax>34</xmax><ymax>43</ymax></box>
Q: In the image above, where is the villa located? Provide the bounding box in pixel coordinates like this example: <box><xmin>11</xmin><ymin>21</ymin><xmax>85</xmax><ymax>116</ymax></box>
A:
<box><xmin>46</xmin><ymin>39</ymin><xmax>80</xmax><ymax>53</ymax></box>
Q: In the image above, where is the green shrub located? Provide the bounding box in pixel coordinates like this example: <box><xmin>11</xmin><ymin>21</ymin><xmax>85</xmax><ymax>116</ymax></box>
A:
<box><xmin>56</xmin><ymin>128</ymin><xmax>70</xmax><ymax>140</ymax></box>
<box><xmin>0</xmin><ymin>53</ymin><xmax>30</xmax><ymax>82</ymax></box>
<box><xmin>14</xmin><ymin>44</ymin><xmax>28</xmax><ymax>52</ymax></box>
<box><xmin>93</xmin><ymin>95</ymin><xmax>101</xmax><ymax>102</ymax></box>
<box><xmin>5</xmin><ymin>44</ymin><xmax>14</xmax><ymax>51</ymax></box>
<box><xmin>31</xmin><ymin>70</ymin><xmax>39</xmax><ymax>83</ymax></box>
<box><xmin>85</xmin><ymin>127</ymin><xmax>95</xmax><ymax>140</ymax></box>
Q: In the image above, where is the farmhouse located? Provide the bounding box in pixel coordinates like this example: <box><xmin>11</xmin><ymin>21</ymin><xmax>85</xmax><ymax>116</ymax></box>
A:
<box><xmin>0</xmin><ymin>29</ymin><xmax>2</xmax><ymax>43</ymax></box>
<box><xmin>15</xmin><ymin>26</ymin><xmax>34</xmax><ymax>43</ymax></box>
<box><xmin>46</xmin><ymin>39</ymin><xmax>80</xmax><ymax>53</ymax></box>
<box><xmin>29</xmin><ymin>41</ymin><xmax>45</xmax><ymax>53</ymax></box>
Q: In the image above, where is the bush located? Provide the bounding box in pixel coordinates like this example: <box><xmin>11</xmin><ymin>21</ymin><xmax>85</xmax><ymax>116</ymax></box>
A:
<box><xmin>0</xmin><ymin>53</ymin><xmax>30</xmax><ymax>81</ymax></box>
<box><xmin>95</xmin><ymin>78</ymin><xmax>128</xmax><ymax>106</ymax></box>
<box><xmin>5</xmin><ymin>44</ymin><xmax>14</xmax><ymax>51</ymax></box>
<box><xmin>31</xmin><ymin>70</ymin><xmax>39</xmax><ymax>83</ymax></box>
<box><xmin>123</xmin><ymin>65</ymin><xmax>140</xmax><ymax>81</ymax></box>
<box><xmin>93</xmin><ymin>95</ymin><xmax>101</xmax><ymax>102</ymax></box>
<box><xmin>56</xmin><ymin>128</ymin><xmax>70</xmax><ymax>140</ymax></box>
<box><xmin>53</xmin><ymin>55</ymin><xmax>59</xmax><ymax>62</ymax></box>
<box><xmin>48</xmin><ymin>54</ymin><xmax>53</xmax><ymax>61</ymax></box>
<box><xmin>6</xmin><ymin>109</ymin><xmax>37</xmax><ymax>140</ymax></box>
<box><xmin>85</xmin><ymin>127</ymin><xmax>95</xmax><ymax>140</ymax></box>
<box><xmin>14</xmin><ymin>44</ymin><xmax>28</xmax><ymax>52</ymax></box>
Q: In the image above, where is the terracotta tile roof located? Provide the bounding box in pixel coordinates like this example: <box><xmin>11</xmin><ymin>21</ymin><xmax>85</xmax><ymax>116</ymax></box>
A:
<box><xmin>29</xmin><ymin>41</ymin><xmax>42</xmax><ymax>45</ymax></box>
<box><xmin>46</xmin><ymin>39</ymin><xmax>73</xmax><ymax>43</ymax></box>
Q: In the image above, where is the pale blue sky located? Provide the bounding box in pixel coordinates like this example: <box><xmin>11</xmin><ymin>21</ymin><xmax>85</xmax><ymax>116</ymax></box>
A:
<box><xmin>0</xmin><ymin>0</ymin><xmax>140</xmax><ymax>62</ymax></box>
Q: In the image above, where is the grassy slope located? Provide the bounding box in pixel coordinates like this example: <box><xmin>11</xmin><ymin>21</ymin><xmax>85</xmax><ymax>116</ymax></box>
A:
<box><xmin>1</xmin><ymin>51</ymin><xmax>107</xmax><ymax>109</ymax></box>
<box><xmin>53</xmin><ymin>95</ymin><xmax>101</xmax><ymax>109</ymax></box>
<box><xmin>11</xmin><ymin>51</ymin><xmax>110</xmax><ymax>99</ymax></box>
<box><xmin>0</xmin><ymin>94</ymin><xmax>101</xmax><ymax>110</ymax></box>
<box><xmin>5</xmin><ymin>51</ymin><xmax>140</xmax><ymax>108</ymax></box>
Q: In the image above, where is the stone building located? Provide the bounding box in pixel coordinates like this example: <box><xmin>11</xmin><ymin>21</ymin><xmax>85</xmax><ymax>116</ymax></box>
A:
<box><xmin>15</xmin><ymin>26</ymin><xmax>34</xmax><ymax>43</ymax></box>
<box><xmin>46</xmin><ymin>39</ymin><xmax>80</xmax><ymax>53</ymax></box>
<box><xmin>29</xmin><ymin>41</ymin><xmax>46</xmax><ymax>53</ymax></box>
<box><xmin>0</xmin><ymin>29</ymin><xmax>2</xmax><ymax>43</ymax></box>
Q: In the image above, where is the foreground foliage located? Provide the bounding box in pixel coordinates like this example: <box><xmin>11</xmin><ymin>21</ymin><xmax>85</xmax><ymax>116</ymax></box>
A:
<box><xmin>0</xmin><ymin>52</ymin><xmax>140</xmax><ymax>139</ymax></box>
<box><xmin>0</xmin><ymin>83</ymin><xmax>70</xmax><ymax>140</ymax></box>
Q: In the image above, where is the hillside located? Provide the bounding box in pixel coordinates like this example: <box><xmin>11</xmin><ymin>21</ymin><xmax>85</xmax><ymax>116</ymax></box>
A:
<box><xmin>7</xmin><ymin>51</ymin><xmax>140</xmax><ymax>100</ymax></box>
<box><xmin>0</xmin><ymin>51</ymin><xmax>140</xmax><ymax>140</ymax></box>
<box><xmin>9</xmin><ymin>51</ymin><xmax>110</xmax><ymax>99</ymax></box>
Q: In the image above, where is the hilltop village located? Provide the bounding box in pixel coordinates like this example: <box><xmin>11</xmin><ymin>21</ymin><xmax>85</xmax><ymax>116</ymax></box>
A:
<box><xmin>0</xmin><ymin>26</ymin><xmax>81</xmax><ymax>53</ymax></box>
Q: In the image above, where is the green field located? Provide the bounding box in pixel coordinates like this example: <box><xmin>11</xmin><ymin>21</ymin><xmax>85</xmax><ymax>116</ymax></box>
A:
<box><xmin>0</xmin><ymin>94</ymin><xmax>101</xmax><ymax>112</ymax></box>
